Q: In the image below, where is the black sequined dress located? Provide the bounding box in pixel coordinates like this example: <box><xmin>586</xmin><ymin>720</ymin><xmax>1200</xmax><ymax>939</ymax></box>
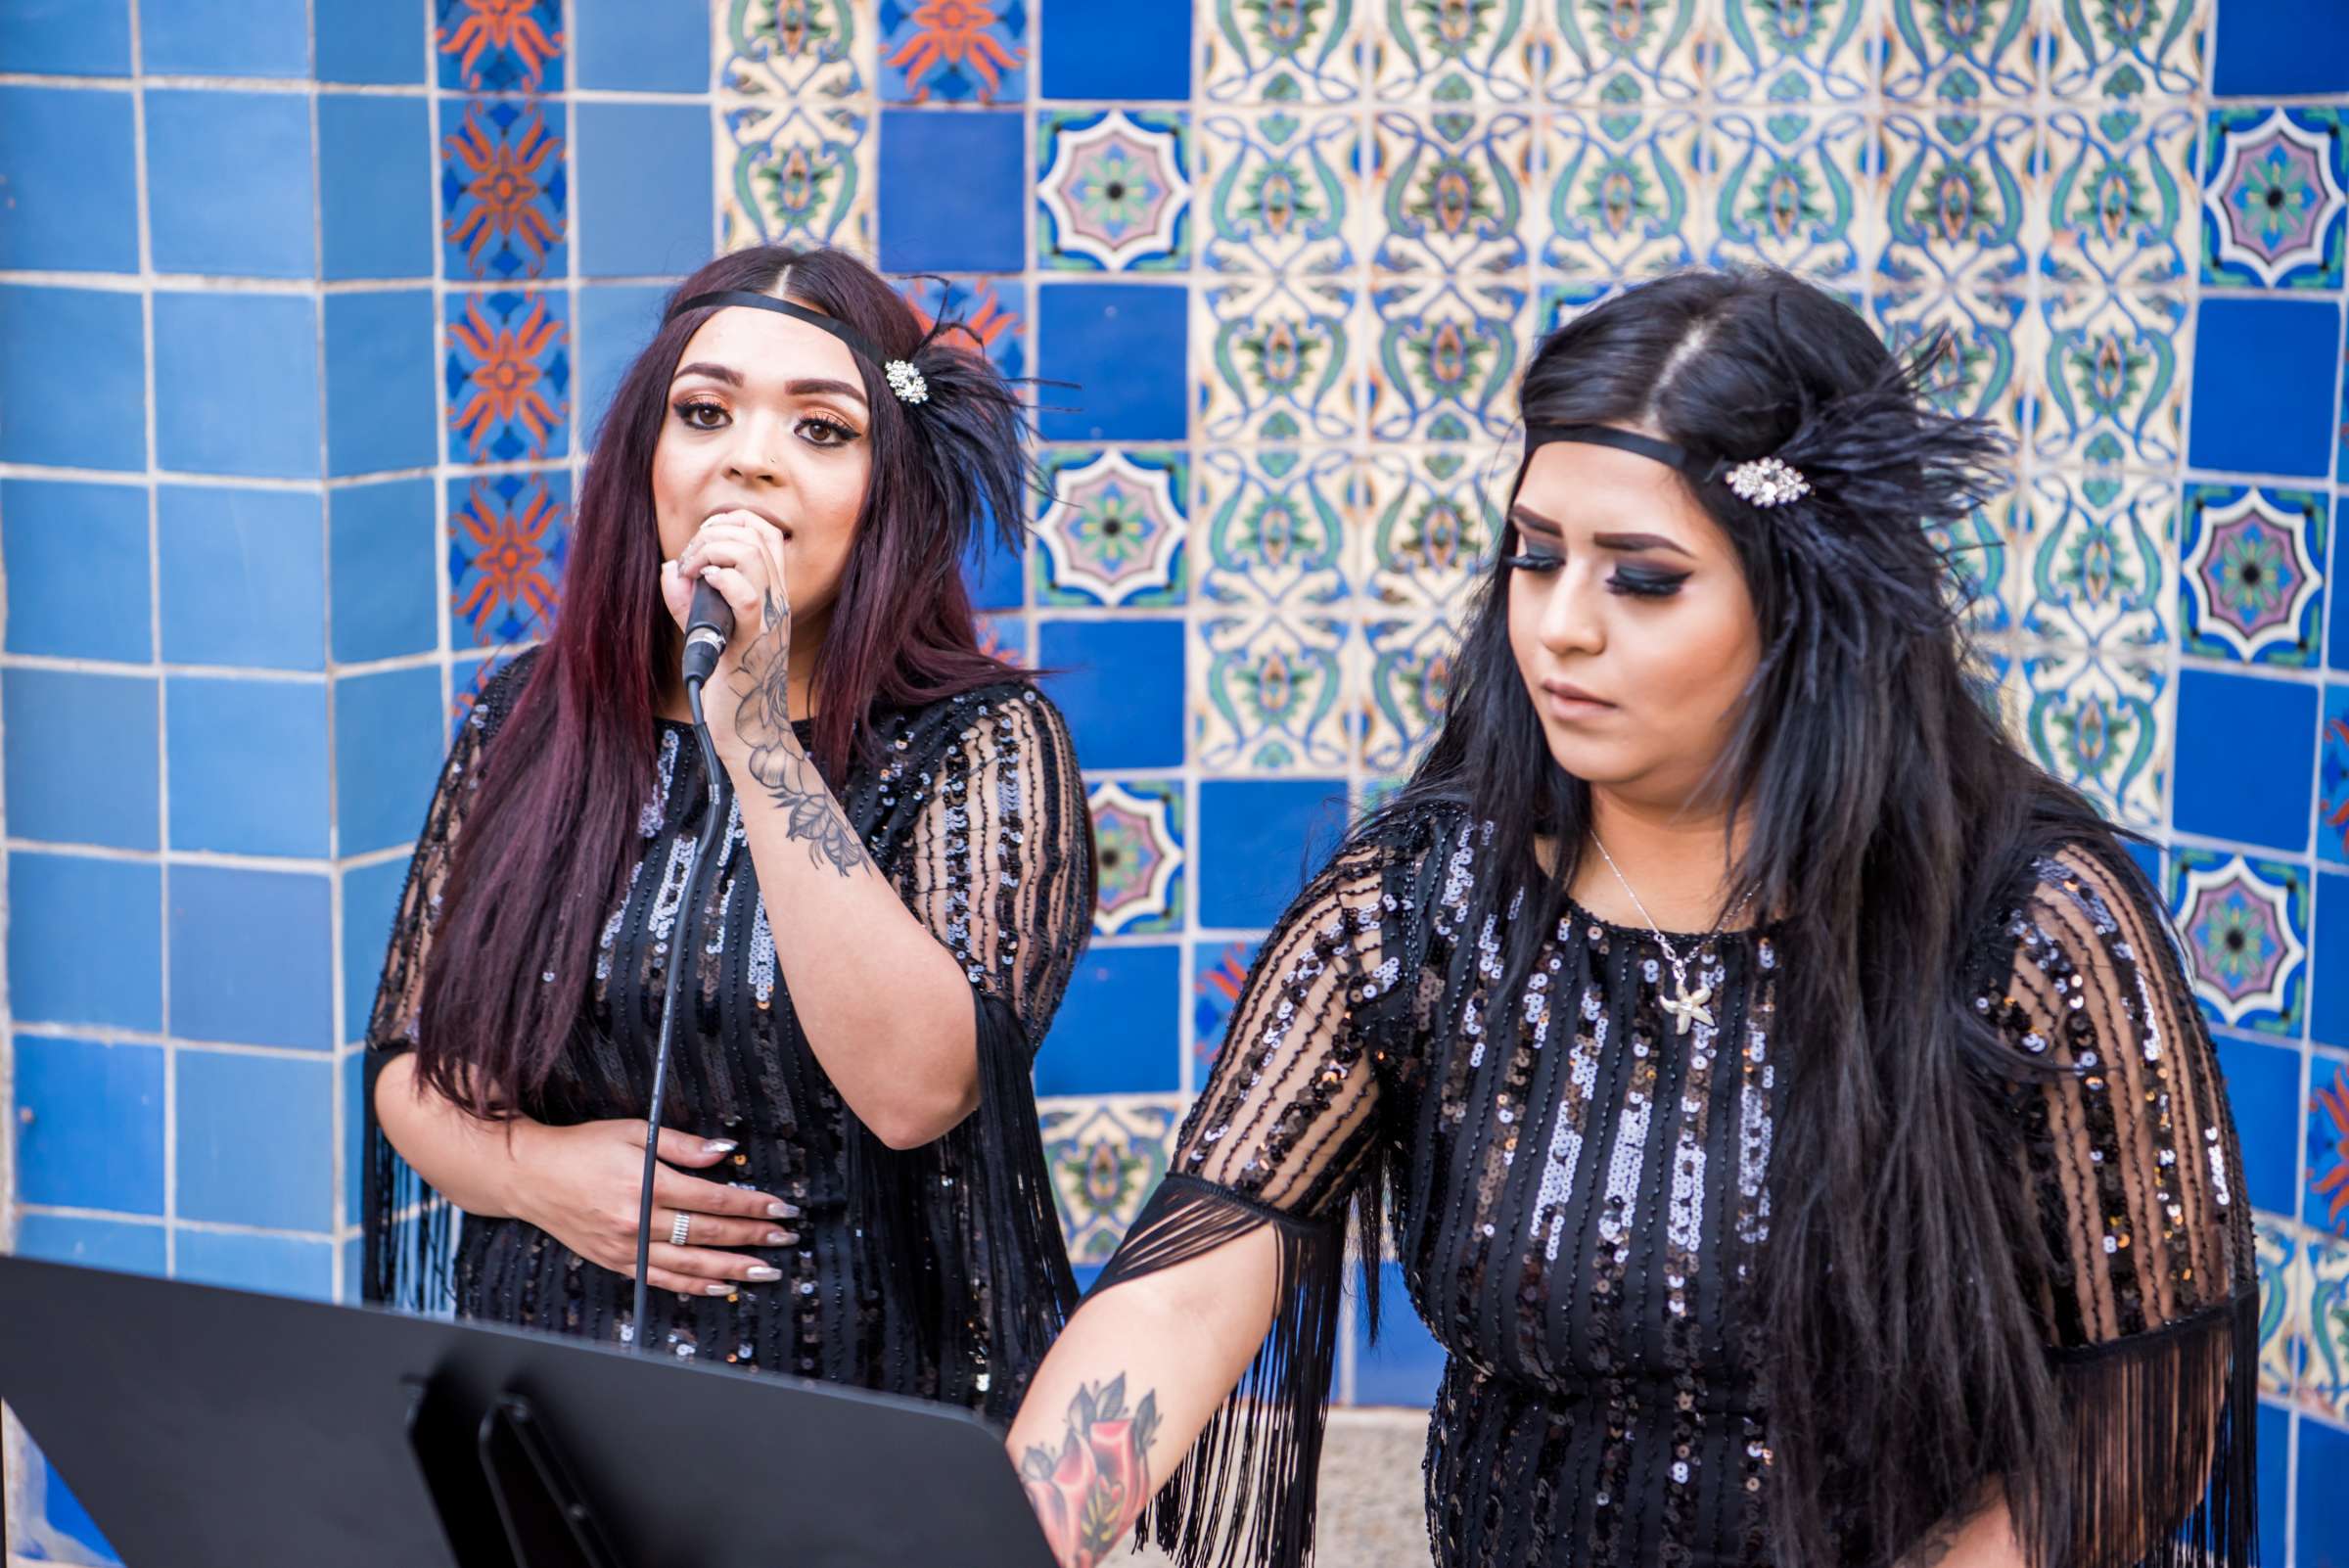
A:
<box><xmin>362</xmin><ymin>649</ymin><xmax>1092</xmax><ymax>1419</ymax></box>
<box><xmin>1093</xmin><ymin>804</ymin><xmax>2258</xmax><ymax>1567</ymax></box>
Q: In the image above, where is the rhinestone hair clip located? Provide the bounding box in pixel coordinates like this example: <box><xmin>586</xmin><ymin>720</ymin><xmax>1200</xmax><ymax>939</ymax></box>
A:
<box><xmin>1722</xmin><ymin>455</ymin><xmax>1811</xmax><ymax>508</ymax></box>
<box><xmin>884</xmin><ymin>359</ymin><xmax>929</xmax><ymax>404</ymax></box>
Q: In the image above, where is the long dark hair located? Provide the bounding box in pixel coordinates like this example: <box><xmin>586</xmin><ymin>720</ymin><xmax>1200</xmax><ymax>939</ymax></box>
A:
<box><xmin>1369</xmin><ymin>268</ymin><xmax>2123</xmax><ymax>1563</ymax></box>
<box><xmin>414</xmin><ymin>244</ymin><xmax>1034</xmax><ymax>1120</ymax></box>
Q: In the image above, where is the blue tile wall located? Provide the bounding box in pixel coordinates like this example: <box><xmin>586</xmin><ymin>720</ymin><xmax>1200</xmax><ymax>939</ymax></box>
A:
<box><xmin>8</xmin><ymin>2</ymin><xmax>2349</xmax><ymax>1556</ymax></box>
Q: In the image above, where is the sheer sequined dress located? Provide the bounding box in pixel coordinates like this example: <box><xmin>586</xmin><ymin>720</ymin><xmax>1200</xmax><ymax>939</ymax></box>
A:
<box><xmin>362</xmin><ymin>648</ymin><xmax>1091</xmax><ymax>1419</ymax></box>
<box><xmin>1093</xmin><ymin>804</ymin><xmax>2258</xmax><ymax>1568</ymax></box>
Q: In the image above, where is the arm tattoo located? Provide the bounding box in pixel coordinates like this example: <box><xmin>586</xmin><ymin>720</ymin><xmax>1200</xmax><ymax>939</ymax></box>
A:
<box><xmin>1898</xmin><ymin>1525</ymin><xmax>1958</xmax><ymax>1568</ymax></box>
<box><xmin>734</xmin><ymin>590</ymin><xmax>870</xmax><ymax>878</ymax></box>
<box><xmin>1017</xmin><ymin>1374</ymin><xmax>1162</xmax><ymax>1568</ymax></box>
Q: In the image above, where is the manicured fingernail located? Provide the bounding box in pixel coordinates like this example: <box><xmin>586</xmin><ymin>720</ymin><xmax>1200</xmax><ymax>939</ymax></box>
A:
<box><xmin>766</xmin><ymin>1200</ymin><xmax>798</xmax><ymax>1219</ymax></box>
<box><xmin>706</xmin><ymin>1283</ymin><xmax>731</xmax><ymax>1296</ymax></box>
<box><xmin>703</xmin><ymin>1138</ymin><xmax>737</xmax><ymax>1154</ymax></box>
<box><xmin>763</xmin><ymin>1229</ymin><xmax>791</xmax><ymax>1246</ymax></box>
<box><xmin>747</xmin><ymin>1266</ymin><xmax>782</xmax><ymax>1281</ymax></box>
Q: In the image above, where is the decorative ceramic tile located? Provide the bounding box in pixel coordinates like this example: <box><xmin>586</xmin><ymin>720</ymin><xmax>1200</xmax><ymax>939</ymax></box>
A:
<box><xmin>2166</xmin><ymin>849</ymin><xmax>2310</xmax><ymax>1038</ymax></box>
<box><xmin>1038</xmin><ymin>109</ymin><xmax>1192</xmax><ymax>272</ymax></box>
<box><xmin>439</xmin><ymin>98</ymin><xmax>568</xmax><ymax>282</ymax></box>
<box><xmin>2029</xmin><ymin>289</ymin><xmax>2189</xmax><ymax>473</ymax></box>
<box><xmin>1706</xmin><ymin>108</ymin><xmax>1873</xmax><ymax>285</ymax></box>
<box><xmin>1369</xmin><ymin>0</ymin><xmax>1543</xmax><ymax>103</ymax></box>
<box><xmin>2310</xmin><ymin>1229</ymin><xmax>2349</xmax><ymax>1417</ymax></box>
<box><xmin>1199</xmin><ymin>275</ymin><xmax>1363</xmax><ymax>442</ymax></box>
<box><xmin>2179</xmin><ymin>484</ymin><xmax>2327</xmax><ymax>667</ymax></box>
<box><xmin>1360</xmin><ymin>614</ymin><xmax>1458</xmax><ymax>773</ymax></box>
<box><xmin>2257</xmin><ymin>1217</ymin><xmax>2306</xmax><ymax>1401</ymax></box>
<box><xmin>1197</xmin><ymin>109</ymin><xmax>1365</xmax><ymax>275</ymax></box>
<box><xmin>878</xmin><ymin>0</ymin><xmax>1027</xmax><ymax>103</ymax></box>
<box><xmin>1882</xmin><ymin>0</ymin><xmax>2038</xmax><ymax>104</ymax></box>
<box><xmin>898</xmin><ymin>275</ymin><xmax>1028</xmax><ymax>380</ymax></box>
<box><xmin>1354</xmin><ymin>446</ymin><xmax>1502</xmax><ymax>616</ymax></box>
<box><xmin>2202</xmin><ymin>106</ymin><xmax>2349</xmax><ymax>291</ymax></box>
<box><xmin>2323</xmin><ymin>687</ymin><xmax>2349</xmax><ymax>868</ymax></box>
<box><xmin>1368</xmin><ymin>110</ymin><xmax>1536</xmax><ymax>276</ymax></box>
<box><xmin>1194</xmin><ymin>447</ymin><xmax>1353</xmax><ymax>610</ymax></box>
<box><xmin>2042</xmin><ymin>102</ymin><xmax>2200</xmax><ymax>293</ymax></box>
<box><xmin>1365</xmin><ymin>276</ymin><xmax>1528</xmax><ymax>442</ymax></box>
<box><xmin>1193</xmin><ymin>939</ymin><xmax>1263</xmax><ymax>1069</ymax></box>
<box><xmin>2014</xmin><ymin>471</ymin><xmax>2174</xmax><ymax>653</ymax></box>
<box><xmin>1089</xmin><ymin>779</ymin><xmax>1185</xmax><ymax>936</ymax></box>
<box><xmin>2046</xmin><ymin>0</ymin><xmax>2207</xmax><ymax>103</ymax></box>
<box><xmin>2316</xmin><ymin>1058</ymin><xmax>2349</xmax><ymax>1241</ymax></box>
<box><xmin>1034</xmin><ymin>447</ymin><xmax>1189</xmax><ymax>607</ymax></box>
<box><xmin>1195</xmin><ymin>611</ymin><xmax>1355</xmax><ymax>773</ymax></box>
<box><xmin>720</xmin><ymin>99</ymin><xmax>872</xmax><ymax>252</ymax></box>
<box><xmin>1202</xmin><ymin>0</ymin><xmax>1365</xmax><ymax>104</ymax></box>
<box><xmin>2017</xmin><ymin>646</ymin><xmax>2168</xmax><ymax>828</ymax></box>
<box><xmin>1536</xmin><ymin>107</ymin><xmax>1708</xmax><ymax>280</ymax></box>
<box><xmin>448</xmin><ymin>471</ymin><xmax>570</xmax><ymax>647</ymax></box>
<box><xmin>1036</xmin><ymin>1093</ymin><xmax>1185</xmax><ymax>1264</ymax></box>
<box><xmin>437</xmin><ymin>0</ymin><xmax>564</xmax><ymax>93</ymax></box>
<box><xmin>1545</xmin><ymin>0</ymin><xmax>1702</xmax><ymax>106</ymax></box>
<box><xmin>1710</xmin><ymin>0</ymin><xmax>1873</xmax><ymax>104</ymax></box>
<box><xmin>1878</xmin><ymin>109</ymin><xmax>2039</xmax><ymax>296</ymax></box>
<box><xmin>444</xmin><ymin>289</ymin><xmax>571</xmax><ymax>465</ymax></box>
<box><xmin>1931</xmin><ymin>493</ymin><xmax>2015</xmax><ymax>638</ymax></box>
<box><xmin>1872</xmin><ymin>285</ymin><xmax>2033</xmax><ymax>462</ymax></box>
<box><xmin>718</xmin><ymin>0</ymin><xmax>867</xmax><ymax>99</ymax></box>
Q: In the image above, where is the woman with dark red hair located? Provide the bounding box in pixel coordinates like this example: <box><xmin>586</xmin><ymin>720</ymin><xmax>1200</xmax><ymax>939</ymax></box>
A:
<box><xmin>363</xmin><ymin>245</ymin><xmax>1091</xmax><ymax>1419</ymax></box>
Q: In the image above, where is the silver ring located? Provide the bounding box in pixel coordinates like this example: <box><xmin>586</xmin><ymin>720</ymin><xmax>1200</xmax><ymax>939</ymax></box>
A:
<box><xmin>669</xmin><ymin>1211</ymin><xmax>692</xmax><ymax>1247</ymax></box>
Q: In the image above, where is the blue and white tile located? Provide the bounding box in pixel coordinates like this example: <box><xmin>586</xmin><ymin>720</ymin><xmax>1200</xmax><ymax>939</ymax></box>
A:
<box><xmin>2029</xmin><ymin>289</ymin><xmax>2190</xmax><ymax>473</ymax></box>
<box><xmin>1368</xmin><ymin>110</ymin><xmax>1535</xmax><ymax>277</ymax></box>
<box><xmin>1201</xmin><ymin>0</ymin><xmax>1363</xmax><ymax>105</ymax></box>
<box><xmin>2014</xmin><ymin>646</ymin><xmax>2168</xmax><ymax>829</ymax></box>
<box><xmin>1196</xmin><ymin>108</ymin><xmax>1364</xmax><ymax>275</ymax></box>
<box><xmin>2047</xmin><ymin>0</ymin><xmax>2207</xmax><ymax>101</ymax></box>
<box><xmin>1545</xmin><ymin>0</ymin><xmax>1704</xmax><ymax>105</ymax></box>
<box><xmin>1710</xmin><ymin>0</ymin><xmax>1873</xmax><ymax>105</ymax></box>
<box><xmin>1364</xmin><ymin>277</ymin><xmax>1528</xmax><ymax>443</ymax></box>
<box><xmin>2013</xmin><ymin>471</ymin><xmax>2175</xmax><ymax>654</ymax></box>
<box><xmin>2179</xmin><ymin>484</ymin><xmax>2327</xmax><ymax>668</ymax></box>
<box><xmin>1535</xmin><ymin>107</ymin><xmax>1708</xmax><ymax>283</ymax></box>
<box><xmin>2169</xmin><ymin>850</ymin><xmax>2310</xmax><ymax>1038</ymax></box>
<box><xmin>1088</xmin><ymin>779</ymin><xmax>1184</xmax><ymax>937</ymax></box>
<box><xmin>1197</xmin><ymin>275</ymin><xmax>1363</xmax><ymax>443</ymax></box>
<box><xmin>1034</xmin><ymin>447</ymin><xmax>1188</xmax><ymax>608</ymax></box>
<box><xmin>2201</xmin><ymin>105</ymin><xmax>2349</xmax><ymax>291</ymax></box>
<box><xmin>1038</xmin><ymin>109</ymin><xmax>1191</xmax><ymax>272</ymax></box>
<box><xmin>1036</xmin><ymin>1094</ymin><xmax>1185</xmax><ymax>1266</ymax></box>
<box><xmin>1368</xmin><ymin>0</ymin><xmax>1543</xmax><ymax>103</ymax></box>
<box><xmin>2042</xmin><ymin>101</ymin><xmax>2201</xmax><ymax>293</ymax></box>
<box><xmin>1882</xmin><ymin>0</ymin><xmax>2038</xmax><ymax>105</ymax></box>
<box><xmin>1706</xmin><ymin>108</ymin><xmax>1874</xmax><ymax>286</ymax></box>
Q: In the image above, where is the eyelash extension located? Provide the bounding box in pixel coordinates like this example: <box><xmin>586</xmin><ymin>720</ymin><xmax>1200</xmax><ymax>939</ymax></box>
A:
<box><xmin>799</xmin><ymin>414</ymin><xmax>860</xmax><ymax>445</ymax></box>
<box><xmin>1501</xmin><ymin>552</ymin><xmax>1562</xmax><ymax>573</ymax></box>
<box><xmin>673</xmin><ymin>397</ymin><xmax>725</xmax><ymax>427</ymax></box>
<box><xmin>1609</xmin><ymin>571</ymin><xmax>1689</xmax><ymax>598</ymax></box>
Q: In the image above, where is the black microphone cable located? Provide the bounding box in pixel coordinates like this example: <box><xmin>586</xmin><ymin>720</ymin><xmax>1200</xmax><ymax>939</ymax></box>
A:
<box><xmin>630</xmin><ymin>583</ymin><xmax>734</xmax><ymax>1350</ymax></box>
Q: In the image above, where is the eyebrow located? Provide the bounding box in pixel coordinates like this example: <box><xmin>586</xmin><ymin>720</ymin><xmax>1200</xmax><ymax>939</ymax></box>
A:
<box><xmin>1509</xmin><ymin>508</ymin><xmax>1698</xmax><ymax>561</ymax></box>
<box><xmin>669</xmin><ymin>365</ymin><xmax>869</xmax><ymax>408</ymax></box>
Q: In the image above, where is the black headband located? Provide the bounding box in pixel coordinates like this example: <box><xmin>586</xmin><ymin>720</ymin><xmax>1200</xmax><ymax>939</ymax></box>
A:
<box><xmin>669</xmin><ymin>289</ymin><xmax>884</xmax><ymax>364</ymax></box>
<box><xmin>1524</xmin><ymin>422</ymin><xmax>1723</xmax><ymax>484</ymax></box>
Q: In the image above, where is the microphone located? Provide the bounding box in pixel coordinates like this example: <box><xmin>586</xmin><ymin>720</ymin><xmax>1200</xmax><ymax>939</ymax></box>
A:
<box><xmin>680</xmin><ymin>578</ymin><xmax>733</xmax><ymax>689</ymax></box>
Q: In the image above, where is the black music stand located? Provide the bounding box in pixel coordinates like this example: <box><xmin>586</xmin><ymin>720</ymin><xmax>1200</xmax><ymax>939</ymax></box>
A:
<box><xmin>0</xmin><ymin>1255</ymin><xmax>1059</xmax><ymax>1568</ymax></box>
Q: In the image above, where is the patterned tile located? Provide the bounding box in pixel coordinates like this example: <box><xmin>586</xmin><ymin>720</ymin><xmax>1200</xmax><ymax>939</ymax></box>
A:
<box><xmin>1365</xmin><ymin>276</ymin><xmax>1527</xmax><ymax>442</ymax></box>
<box><xmin>443</xmin><ymin>289</ymin><xmax>571</xmax><ymax>465</ymax></box>
<box><xmin>2015</xmin><ymin>471</ymin><xmax>2173</xmax><ymax>653</ymax></box>
<box><xmin>1089</xmin><ymin>779</ymin><xmax>1184</xmax><ymax>937</ymax></box>
<box><xmin>718</xmin><ymin>0</ymin><xmax>867</xmax><ymax>99</ymax></box>
<box><xmin>2323</xmin><ymin>686</ymin><xmax>2349</xmax><ymax>868</ymax></box>
<box><xmin>2042</xmin><ymin>102</ymin><xmax>2200</xmax><ymax>293</ymax></box>
<box><xmin>2167</xmin><ymin>849</ymin><xmax>2310</xmax><ymax>1038</ymax></box>
<box><xmin>1197</xmin><ymin>108</ymin><xmax>1365</xmax><ymax>275</ymax></box>
<box><xmin>1369</xmin><ymin>109</ymin><xmax>1536</xmax><ymax>276</ymax></box>
<box><xmin>436</xmin><ymin>0</ymin><xmax>564</xmax><ymax>93</ymax></box>
<box><xmin>1710</xmin><ymin>0</ymin><xmax>1873</xmax><ymax>105</ymax></box>
<box><xmin>719</xmin><ymin>99</ymin><xmax>872</xmax><ymax>252</ymax></box>
<box><xmin>1706</xmin><ymin>108</ymin><xmax>1873</xmax><ymax>286</ymax></box>
<box><xmin>2029</xmin><ymin>289</ymin><xmax>2189</xmax><ymax>472</ymax></box>
<box><xmin>1546</xmin><ymin>0</ymin><xmax>1703</xmax><ymax>106</ymax></box>
<box><xmin>2310</xmin><ymin>1228</ymin><xmax>2349</xmax><ymax>1417</ymax></box>
<box><xmin>2179</xmin><ymin>484</ymin><xmax>2328</xmax><ymax>668</ymax></box>
<box><xmin>1878</xmin><ymin>109</ymin><xmax>2038</xmax><ymax>296</ymax></box>
<box><xmin>1202</xmin><ymin>0</ymin><xmax>1364</xmax><ymax>104</ymax></box>
<box><xmin>1932</xmin><ymin>492</ymin><xmax>2015</xmax><ymax>638</ymax></box>
<box><xmin>447</xmin><ymin>471</ymin><xmax>570</xmax><ymax>647</ymax></box>
<box><xmin>1037</xmin><ymin>1093</ymin><xmax>1184</xmax><ymax>1265</ymax></box>
<box><xmin>1360</xmin><ymin>614</ymin><xmax>1458</xmax><ymax>774</ymax></box>
<box><xmin>1195</xmin><ymin>610</ymin><xmax>1355</xmax><ymax>773</ymax></box>
<box><xmin>2201</xmin><ymin>106</ymin><xmax>2349</xmax><ymax>291</ymax></box>
<box><xmin>1192</xmin><ymin>939</ymin><xmax>1263</xmax><ymax>1067</ymax></box>
<box><xmin>878</xmin><ymin>0</ymin><xmax>1026</xmax><ymax>103</ymax></box>
<box><xmin>438</xmin><ymin>98</ymin><xmax>567</xmax><ymax>282</ymax></box>
<box><xmin>1355</xmin><ymin>445</ymin><xmax>1502</xmax><ymax>617</ymax></box>
<box><xmin>1038</xmin><ymin>109</ymin><xmax>1192</xmax><ymax>272</ymax></box>
<box><xmin>1368</xmin><ymin>0</ymin><xmax>1543</xmax><ymax>103</ymax></box>
<box><xmin>2257</xmin><ymin>1217</ymin><xmax>2306</xmax><ymax>1401</ymax></box>
<box><xmin>898</xmin><ymin>275</ymin><xmax>1028</xmax><ymax>380</ymax></box>
<box><xmin>1535</xmin><ymin>107</ymin><xmax>1708</xmax><ymax>280</ymax></box>
<box><xmin>1198</xmin><ymin>275</ymin><xmax>1363</xmax><ymax>442</ymax></box>
<box><xmin>2016</xmin><ymin>645</ymin><xmax>2168</xmax><ymax>828</ymax></box>
<box><xmin>2046</xmin><ymin>0</ymin><xmax>2207</xmax><ymax>103</ymax></box>
<box><xmin>1882</xmin><ymin>0</ymin><xmax>2038</xmax><ymax>104</ymax></box>
<box><xmin>2316</xmin><ymin>1058</ymin><xmax>2349</xmax><ymax>1241</ymax></box>
<box><xmin>1872</xmin><ymin>284</ymin><xmax>2033</xmax><ymax>463</ymax></box>
<box><xmin>1034</xmin><ymin>447</ymin><xmax>1189</xmax><ymax>607</ymax></box>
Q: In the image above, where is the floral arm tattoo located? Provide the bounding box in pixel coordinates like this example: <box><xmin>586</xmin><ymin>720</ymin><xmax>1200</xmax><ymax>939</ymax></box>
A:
<box><xmin>734</xmin><ymin>590</ymin><xmax>870</xmax><ymax>878</ymax></box>
<box><xmin>1018</xmin><ymin>1374</ymin><xmax>1162</xmax><ymax>1568</ymax></box>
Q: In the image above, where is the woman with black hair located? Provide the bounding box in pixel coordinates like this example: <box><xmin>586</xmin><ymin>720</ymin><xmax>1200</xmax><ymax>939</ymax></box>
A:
<box><xmin>364</xmin><ymin>245</ymin><xmax>1090</xmax><ymax>1420</ymax></box>
<box><xmin>1007</xmin><ymin>268</ymin><xmax>2256</xmax><ymax>1568</ymax></box>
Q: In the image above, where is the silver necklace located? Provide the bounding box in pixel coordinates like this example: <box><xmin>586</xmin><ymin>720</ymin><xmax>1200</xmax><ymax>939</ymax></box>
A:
<box><xmin>1589</xmin><ymin>836</ymin><xmax>1754</xmax><ymax>1038</ymax></box>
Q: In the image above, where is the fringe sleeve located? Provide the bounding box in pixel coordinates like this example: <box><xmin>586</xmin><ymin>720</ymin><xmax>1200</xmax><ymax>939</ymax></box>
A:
<box><xmin>1986</xmin><ymin>842</ymin><xmax>2262</xmax><ymax>1568</ymax></box>
<box><xmin>359</xmin><ymin>654</ymin><xmax>530</xmax><ymax>1313</ymax></box>
<box><xmin>869</xmin><ymin>687</ymin><xmax>1092</xmax><ymax>1418</ymax></box>
<box><xmin>1084</xmin><ymin>831</ymin><xmax>1404</xmax><ymax>1568</ymax></box>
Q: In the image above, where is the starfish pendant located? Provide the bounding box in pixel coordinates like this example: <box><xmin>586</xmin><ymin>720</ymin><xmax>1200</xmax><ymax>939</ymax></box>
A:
<box><xmin>1661</xmin><ymin>981</ymin><xmax>1714</xmax><ymax>1037</ymax></box>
